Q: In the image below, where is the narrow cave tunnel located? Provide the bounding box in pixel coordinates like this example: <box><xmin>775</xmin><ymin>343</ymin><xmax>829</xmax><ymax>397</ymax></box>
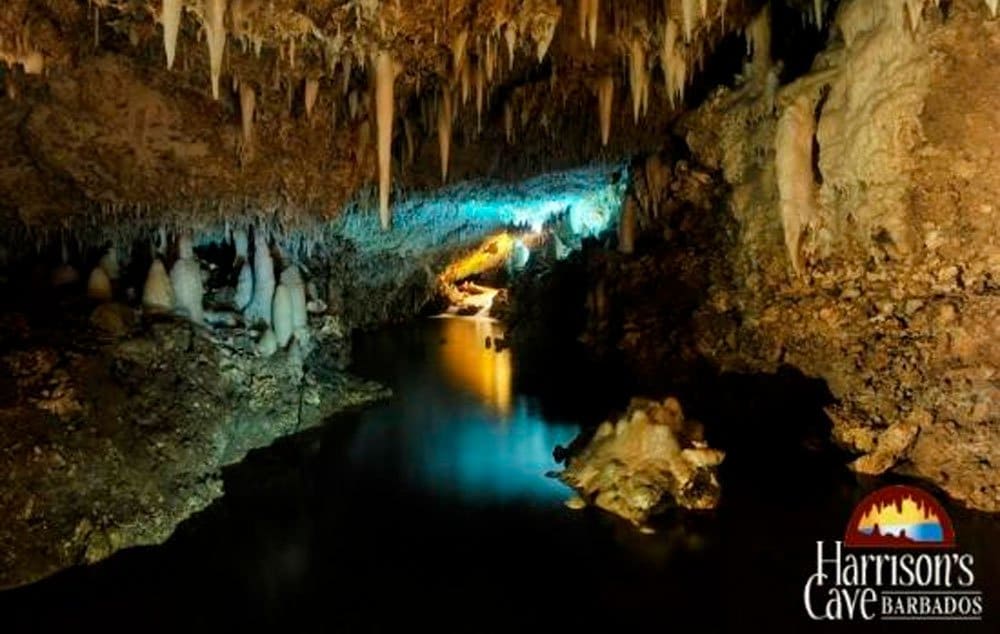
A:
<box><xmin>1</xmin><ymin>0</ymin><xmax>999</xmax><ymax>631</ymax></box>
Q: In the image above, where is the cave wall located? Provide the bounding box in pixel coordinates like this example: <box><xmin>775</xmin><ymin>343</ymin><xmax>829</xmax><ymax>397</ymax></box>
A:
<box><xmin>685</xmin><ymin>0</ymin><xmax>1000</xmax><ymax>510</ymax></box>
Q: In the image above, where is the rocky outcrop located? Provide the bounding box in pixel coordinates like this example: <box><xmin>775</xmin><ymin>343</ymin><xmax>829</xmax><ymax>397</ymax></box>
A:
<box><xmin>0</xmin><ymin>312</ymin><xmax>388</xmax><ymax>590</ymax></box>
<box><xmin>682</xmin><ymin>0</ymin><xmax>1000</xmax><ymax>511</ymax></box>
<box><xmin>560</xmin><ymin>397</ymin><xmax>724</xmax><ymax>527</ymax></box>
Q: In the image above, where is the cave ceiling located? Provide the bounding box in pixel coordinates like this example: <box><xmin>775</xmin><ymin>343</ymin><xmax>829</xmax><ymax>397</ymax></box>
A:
<box><xmin>0</xmin><ymin>0</ymin><xmax>791</xmax><ymax>234</ymax></box>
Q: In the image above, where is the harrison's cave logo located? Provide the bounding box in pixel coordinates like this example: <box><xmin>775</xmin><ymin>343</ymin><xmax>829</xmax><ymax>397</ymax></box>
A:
<box><xmin>803</xmin><ymin>485</ymin><xmax>984</xmax><ymax>622</ymax></box>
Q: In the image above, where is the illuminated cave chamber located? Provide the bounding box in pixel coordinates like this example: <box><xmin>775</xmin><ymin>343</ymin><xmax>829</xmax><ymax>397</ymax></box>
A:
<box><xmin>1</xmin><ymin>0</ymin><xmax>999</xmax><ymax>588</ymax></box>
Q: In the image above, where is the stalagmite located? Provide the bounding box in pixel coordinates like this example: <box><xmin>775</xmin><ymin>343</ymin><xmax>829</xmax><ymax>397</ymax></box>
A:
<box><xmin>619</xmin><ymin>197</ymin><xmax>637</xmax><ymax>254</ymax></box>
<box><xmin>257</xmin><ymin>328</ymin><xmax>278</xmax><ymax>357</ymax></box>
<box><xmin>775</xmin><ymin>93</ymin><xmax>819</xmax><ymax>278</ymax></box>
<box><xmin>233</xmin><ymin>228</ymin><xmax>249</xmax><ymax>261</ymax></box>
<box><xmin>98</xmin><ymin>248</ymin><xmax>119</xmax><ymax>280</ymax></box>
<box><xmin>597</xmin><ymin>75</ymin><xmax>614</xmax><ymax>146</ymax></box>
<box><xmin>245</xmin><ymin>234</ymin><xmax>275</xmax><ymax>325</ymax></box>
<box><xmin>87</xmin><ymin>267</ymin><xmax>113</xmax><ymax>301</ymax></box>
<box><xmin>234</xmin><ymin>261</ymin><xmax>253</xmax><ymax>310</ymax></box>
<box><xmin>374</xmin><ymin>51</ymin><xmax>399</xmax><ymax>230</ymax></box>
<box><xmin>438</xmin><ymin>87</ymin><xmax>453</xmax><ymax>183</ymax></box>
<box><xmin>205</xmin><ymin>0</ymin><xmax>226</xmax><ymax>100</ymax></box>
<box><xmin>170</xmin><ymin>234</ymin><xmax>204</xmax><ymax>323</ymax></box>
<box><xmin>142</xmin><ymin>259</ymin><xmax>174</xmax><ymax>312</ymax></box>
<box><xmin>503</xmin><ymin>24</ymin><xmax>517</xmax><ymax>70</ymax></box>
<box><xmin>304</xmin><ymin>78</ymin><xmax>320</xmax><ymax>120</ymax></box>
<box><xmin>178</xmin><ymin>232</ymin><xmax>194</xmax><ymax>259</ymax></box>
<box><xmin>240</xmin><ymin>83</ymin><xmax>256</xmax><ymax>145</ymax></box>
<box><xmin>280</xmin><ymin>266</ymin><xmax>308</xmax><ymax>333</ymax></box>
<box><xmin>162</xmin><ymin>0</ymin><xmax>182</xmax><ymax>70</ymax></box>
<box><xmin>51</xmin><ymin>264</ymin><xmax>79</xmax><ymax>287</ymax></box>
<box><xmin>272</xmin><ymin>284</ymin><xmax>293</xmax><ymax>348</ymax></box>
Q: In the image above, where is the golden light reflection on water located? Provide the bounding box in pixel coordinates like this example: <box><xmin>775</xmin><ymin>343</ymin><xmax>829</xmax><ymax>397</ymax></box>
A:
<box><xmin>436</xmin><ymin>317</ymin><xmax>512</xmax><ymax>415</ymax></box>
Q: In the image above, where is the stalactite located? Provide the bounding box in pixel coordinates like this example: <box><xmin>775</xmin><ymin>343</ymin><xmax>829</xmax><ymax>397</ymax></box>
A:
<box><xmin>348</xmin><ymin>90</ymin><xmax>360</xmax><ymax>120</ymax></box>
<box><xmin>474</xmin><ymin>60</ymin><xmax>485</xmax><ymax>133</ymax></box>
<box><xmin>304</xmin><ymin>77</ymin><xmax>320</xmax><ymax>120</ymax></box>
<box><xmin>240</xmin><ymin>83</ymin><xmax>255</xmax><ymax>146</ymax></box>
<box><xmin>682</xmin><ymin>0</ymin><xmax>697</xmax><ymax>42</ymax></box>
<box><xmin>87</xmin><ymin>267</ymin><xmax>112</xmax><ymax>301</ymax></box>
<box><xmin>143</xmin><ymin>259</ymin><xmax>174</xmax><ymax>312</ymax></box>
<box><xmin>404</xmin><ymin>117</ymin><xmax>415</xmax><ymax>165</ymax></box>
<box><xmin>497</xmin><ymin>99</ymin><xmax>510</xmax><ymax>144</ymax></box>
<box><xmin>485</xmin><ymin>36</ymin><xmax>497</xmax><ymax>81</ymax></box>
<box><xmin>775</xmin><ymin>93</ymin><xmax>818</xmax><ymax>277</ymax></box>
<box><xmin>699</xmin><ymin>0</ymin><xmax>709</xmax><ymax>19</ymax></box>
<box><xmin>460</xmin><ymin>59</ymin><xmax>472</xmax><ymax>105</ymax></box>
<box><xmin>535</xmin><ymin>10</ymin><xmax>561</xmax><ymax>62</ymax></box>
<box><xmin>597</xmin><ymin>75</ymin><xmax>614</xmax><ymax>146</ymax></box>
<box><xmin>342</xmin><ymin>56</ymin><xmax>353</xmax><ymax>95</ymax></box>
<box><xmin>205</xmin><ymin>0</ymin><xmax>226</xmax><ymax>100</ymax></box>
<box><xmin>587</xmin><ymin>0</ymin><xmax>599</xmax><ymax>49</ymax></box>
<box><xmin>988</xmin><ymin>0</ymin><xmax>999</xmax><ymax>18</ymax></box>
<box><xmin>661</xmin><ymin>19</ymin><xmax>686</xmax><ymax>107</ymax></box>
<box><xmin>437</xmin><ymin>87</ymin><xmax>453</xmax><ymax>182</ymax></box>
<box><xmin>629</xmin><ymin>38</ymin><xmax>647</xmax><ymax>124</ymax></box>
<box><xmin>162</xmin><ymin>0</ymin><xmax>182</xmax><ymax>70</ymax></box>
<box><xmin>746</xmin><ymin>4</ymin><xmax>772</xmax><ymax>77</ymax></box>
<box><xmin>451</xmin><ymin>30</ymin><xmax>469</xmax><ymax>79</ymax></box>
<box><xmin>503</xmin><ymin>24</ymin><xmax>517</xmax><ymax>70</ymax></box>
<box><xmin>374</xmin><ymin>51</ymin><xmax>399</xmax><ymax>230</ymax></box>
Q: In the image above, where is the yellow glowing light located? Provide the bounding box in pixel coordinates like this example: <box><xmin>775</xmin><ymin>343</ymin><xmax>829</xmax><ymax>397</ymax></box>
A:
<box><xmin>442</xmin><ymin>232</ymin><xmax>516</xmax><ymax>282</ymax></box>
<box><xmin>437</xmin><ymin>317</ymin><xmax>512</xmax><ymax>415</ymax></box>
<box><xmin>857</xmin><ymin>495</ymin><xmax>941</xmax><ymax>530</ymax></box>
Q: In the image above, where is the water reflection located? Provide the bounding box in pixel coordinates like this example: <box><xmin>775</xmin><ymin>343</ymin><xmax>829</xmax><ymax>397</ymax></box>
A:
<box><xmin>348</xmin><ymin>317</ymin><xmax>578</xmax><ymax>504</ymax></box>
<box><xmin>436</xmin><ymin>317</ymin><xmax>512</xmax><ymax>414</ymax></box>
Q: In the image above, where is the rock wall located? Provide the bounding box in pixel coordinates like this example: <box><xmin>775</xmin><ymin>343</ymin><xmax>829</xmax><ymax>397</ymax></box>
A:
<box><xmin>684</xmin><ymin>0</ymin><xmax>1000</xmax><ymax>511</ymax></box>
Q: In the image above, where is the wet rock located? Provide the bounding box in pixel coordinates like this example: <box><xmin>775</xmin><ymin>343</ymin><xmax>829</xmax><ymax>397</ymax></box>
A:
<box><xmin>560</xmin><ymin>397</ymin><xmax>724</xmax><ymax>528</ymax></box>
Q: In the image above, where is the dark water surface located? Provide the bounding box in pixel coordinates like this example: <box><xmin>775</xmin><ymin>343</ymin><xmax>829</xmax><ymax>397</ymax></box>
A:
<box><xmin>3</xmin><ymin>318</ymin><xmax>999</xmax><ymax>632</ymax></box>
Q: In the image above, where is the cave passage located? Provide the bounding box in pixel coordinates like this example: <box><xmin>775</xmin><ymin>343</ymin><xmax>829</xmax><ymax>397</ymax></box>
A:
<box><xmin>4</xmin><ymin>316</ymin><xmax>999</xmax><ymax>631</ymax></box>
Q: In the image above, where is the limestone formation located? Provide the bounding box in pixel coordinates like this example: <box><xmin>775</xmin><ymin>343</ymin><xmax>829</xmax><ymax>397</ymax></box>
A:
<box><xmin>561</xmin><ymin>398</ymin><xmax>724</xmax><ymax>526</ymax></box>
